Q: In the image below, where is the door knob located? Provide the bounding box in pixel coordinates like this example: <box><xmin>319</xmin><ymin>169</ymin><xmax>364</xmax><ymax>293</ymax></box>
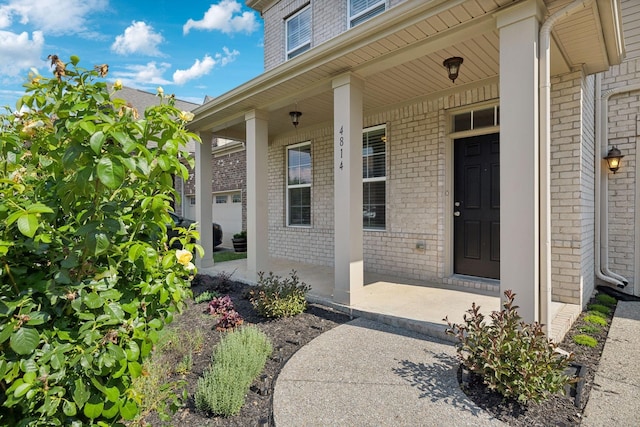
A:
<box><xmin>454</xmin><ymin>211</ymin><xmax>460</xmax><ymax>217</ymax></box>
<box><xmin>454</xmin><ymin>201</ymin><xmax>461</xmax><ymax>207</ymax></box>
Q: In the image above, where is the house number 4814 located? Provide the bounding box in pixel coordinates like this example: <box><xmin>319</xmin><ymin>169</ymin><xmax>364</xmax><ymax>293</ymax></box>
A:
<box><xmin>338</xmin><ymin>125</ymin><xmax>344</xmax><ymax>170</ymax></box>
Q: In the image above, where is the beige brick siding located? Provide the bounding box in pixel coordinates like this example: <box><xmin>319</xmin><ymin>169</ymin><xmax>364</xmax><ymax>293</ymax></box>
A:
<box><xmin>594</xmin><ymin>0</ymin><xmax>640</xmax><ymax>290</ymax></box>
<box><xmin>549</xmin><ymin>70</ymin><xmax>594</xmax><ymax>305</ymax></box>
<box><xmin>263</xmin><ymin>0</ymin><xmax>407</xmax><ymax>71</ymax></box>
<box><xmin>267</xmin><ymin>82</ymin><xmax>500</xmax><ymax>292</ymax></box>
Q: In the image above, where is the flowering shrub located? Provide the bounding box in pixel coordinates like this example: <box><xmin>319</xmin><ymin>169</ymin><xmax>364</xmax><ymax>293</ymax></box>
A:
<box><xmin>0</xmin><ymin>56</ymin><xmax>202</xmax><ymax>425</ymax></box>
<box><xmin>249</xmin><ymin>270</ymin><xmax>310</xmax><ymax>318</ymax></box>
<box><xmin>445</xmin><ymin>290</ymin><xmax>574</xmax><ymax>403</ymax></box>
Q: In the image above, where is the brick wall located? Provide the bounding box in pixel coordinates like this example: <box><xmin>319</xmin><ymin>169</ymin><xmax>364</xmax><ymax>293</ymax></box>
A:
<box><xmin>267</xmin><ymin>81</ymin><xmax>501</xmax><ymax>292</ymax></box>
<box><xmin>262</xmin><ymin>0</ymin><xmax>407</xmax><ymax>71</ymax></box>
<box><xmin>549</xmin><ymin>70</ymin><xmax>590</xmax><ymax>305</ymax></box>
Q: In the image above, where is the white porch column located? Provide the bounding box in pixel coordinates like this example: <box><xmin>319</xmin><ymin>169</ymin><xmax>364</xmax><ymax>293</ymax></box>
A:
<box><xmin>496</xmin><ymin>0</ymin><xmax>543</xmax><ymax>323</ymax></box>
<box><xmin>245</xmin><ymin>110</ymin><xmax>269</xmax><ymax>281</ymax></box>
<box><xmin>195</xmin><ymin>131</ymin><xmax>214</xmax><ymax>268</ymax></box>
<box><xmin>332</xmin><ymin>73</ymin><xmax>364</xmax><ymax>305</ymax></box>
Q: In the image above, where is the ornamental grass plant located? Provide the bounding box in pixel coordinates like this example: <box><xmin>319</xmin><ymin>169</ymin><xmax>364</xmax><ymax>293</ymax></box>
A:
<box><xmin>195</xmin><ymin>325</ymin><xmax>272</xmax><ymax>416</ymax></box>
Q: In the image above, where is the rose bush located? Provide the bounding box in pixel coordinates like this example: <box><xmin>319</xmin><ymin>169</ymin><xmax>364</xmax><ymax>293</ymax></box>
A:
<box><xmin>0</xmin><ymin>56</ymin><xmax>201</xmax><ymax>425</ymax></box>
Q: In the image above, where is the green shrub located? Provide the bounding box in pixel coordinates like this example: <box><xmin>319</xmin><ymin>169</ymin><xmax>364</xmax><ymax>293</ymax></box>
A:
<box><xmin>195</xmin><ymin>290</ymin><xmax>220</xmax><ymax>304</ymax></box>
<box><xmin>587</xmin><ymin>304</ymin><xmax>611</xmax><ymax>315</ymax></box>
<box><xmin>584</xmin><ymin>314</ymin><xmax>608</xmax><ymax>326</ymax></box>
<box><xmin>445</xmin><ymin>290</ymin><xmax>574</xmax><ymax>404</ymax></box>
<box><xmin>195</xmin><ymin>325</ymin><xmax>272</xmax><ymax>416</ymax></box>
<box><xmin>578</xmin><ymin>324</ymin><xmax>601</xmax><ymax>334</ymax></box>
<box><xmin>587</xmin><ymin>310</ymin><xmax>607</xmax><ymax>319</ymax></box>
<box><xmin>249</xmin><ymin>270</ymin><xmax>311</xmax><ymax>318</ymax></box>
<box><xmin>595</xmin><ymin>293</ymin><xmax>617</xmax><ymax>307</ymax></box>
<box><xmin>0</xmin><ymin>56</ymin><xmax>201</xmax><ymax>425</ymax></box>
<box><xmin>572</xmin><ymin>334</ymin><xmax>598</xmax><ymax>348</ymax></box>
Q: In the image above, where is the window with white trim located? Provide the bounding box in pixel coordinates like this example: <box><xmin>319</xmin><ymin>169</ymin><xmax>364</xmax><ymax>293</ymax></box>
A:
<box><xmin>287</xmin><ymin>142</ymin><xmax>312</xmax><ymax>226</ymax></box>
<box><xmin>215</xmin><ymin>195</ymin><xmax>227</xmax><ymax>204</ymax></box>
<box><xmin>349</xmin><ymin>0</ymin><xmax>385</xmax><ymax>27</ymax></box>
<box><xmin>232</xmin><ymin>193</ymin><xmax>241</xmax><ymax>203</ymax></box>
<box><xmin>286</xmin><ymin>5</ymin><xmax>311</xmax><ymax>60</ymax></box>
<box><xmin>189</xmin><ymin>196</ymin><xmax>196</xmax><ymax>205</ymax></box>
<box><xmin>363</xmin><ymin>125</ymin><xmax>386</xmax><ymax>229</ymax></box>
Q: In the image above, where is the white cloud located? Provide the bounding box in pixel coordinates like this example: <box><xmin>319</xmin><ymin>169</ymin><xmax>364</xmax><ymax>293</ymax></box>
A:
<box><xmin>172</xmin><ymin>48</ymin><xmax>239</xmax><ymax>85</ymax></box>
<box><xmin>111</xmin><ymin>62</ymin><xmax>172</xmax><ymax>88</ymax></box>
<box><xmin>0</xmin><ymin>0</ymin><xmax>105</xmax><ymax>35</ymax></box>
<box><xmin>111</xmin><ymin>21</ymin><xmax>164</xmax><ymax>56</ymax></box>
<box><xmin>0</xmin><ymin>30</ymin><xmax>45</xmax><ymax>76</ymax></box>
<box><xmin>183</xmin><ymin>0</ymin><xmax>258</xmax><ymax>35</ymax></box>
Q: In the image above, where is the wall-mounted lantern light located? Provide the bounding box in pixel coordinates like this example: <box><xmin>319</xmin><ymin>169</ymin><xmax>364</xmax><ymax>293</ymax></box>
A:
<box><xmin>289</xmin><ymin>111</ymin><xmax>302</xmax><ymax>128</ymax></box>
<box><xmin>443</xmin><ymin>57</ymin><xmax>464</xmax><ymax>83</ymax></box>
<box><xmin>605</xmin><ymin>146</ymin><xmax>624</xmax><ymax>174</ymax></box>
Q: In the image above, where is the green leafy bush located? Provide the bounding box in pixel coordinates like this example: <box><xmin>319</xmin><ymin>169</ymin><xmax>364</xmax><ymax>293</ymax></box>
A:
<box><xmin>194</xmin><ymin>290</ymin><xmax>220</xmax><ymax>304</ymax></box>
<box><xmin>584</xmin><ymin>314</ymin><xmax>608</xmax><ymax>326</ymax></box>
<box><xmin>595</xmin><ymin>293</ymin><xmax>617</xmax><ymax>307</ymax></box>
<box><xmin>572</xmin><ymin>334</ymin><xmax>598</xmax><ymax>348</ymax></box>
<box><xmin>578</xmin><ymin>324</ymin><xmax>601</xmax><ymax>334</ymax></box>
<box><xmin>0</xmin><ymin>56</ymin><xmax>202</xmax><ymax>425</ymax></box>
<box><xmin>587</xmin><ymin>304</ymin><xmax>611</xmax><ymax>315</ymax></box>
<box><xmin>195</xmin><ymin>325</ymin><xmax>272</xmax><ymax>416</ymax></box>
<box><xmin>249</xmin><ymin>270</ymin><xmax>311</xmax><ymax>318</ymax></box>
<box><xmin>445</xmin><ymin>290</ymin><xmax>574</xmax><ymax>404</ymax></box>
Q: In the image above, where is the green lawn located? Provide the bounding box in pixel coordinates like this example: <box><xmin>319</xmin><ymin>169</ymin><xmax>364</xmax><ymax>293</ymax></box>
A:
<box><xmin>213</xmin><ymin>250</ymin><xmax>247</xmax><ymax>263</ymax></box>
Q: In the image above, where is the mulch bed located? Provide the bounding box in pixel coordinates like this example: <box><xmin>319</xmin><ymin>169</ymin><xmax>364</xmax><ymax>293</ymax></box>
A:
<box><xmin>140</xmin><ymin>274</ymin><xmax>615</xmax><ymax>426</ymax></box>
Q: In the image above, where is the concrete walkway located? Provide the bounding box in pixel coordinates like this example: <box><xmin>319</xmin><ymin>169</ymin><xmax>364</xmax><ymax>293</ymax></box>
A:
<box><xmin>272</xmin><ymin>301</ymin><xmax>640</xmax><ymax>427</ymax></box>
<box><xmin>582</xmin><ymin>301</ymin><xmax>640</xmax><ymax>426</ymax></box>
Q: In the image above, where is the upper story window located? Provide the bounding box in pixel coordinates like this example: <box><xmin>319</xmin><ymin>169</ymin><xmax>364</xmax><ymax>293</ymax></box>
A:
<box><xmin>349</xmin><ymin>0</ymin><xmax>386</xmax><ymax>27</ymax></box>
<box><xmin>286</xmin><ymin>5</ymin><xmax>311</xmax><ymax>60</ymax></box>
<box><xmin>363</xmin><ymin>125</ymin><xmax>386</xmax><ymax>230</ymax></box>
<box><xmin>287</xmin><ymin>142</ymin><xmax>312</xmax><ymax>226</ymax></box>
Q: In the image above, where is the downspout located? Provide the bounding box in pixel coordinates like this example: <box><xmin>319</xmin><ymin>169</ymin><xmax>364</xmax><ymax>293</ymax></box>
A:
<box><xmin>539</xmin><ymin>0</ymin><xmax>593</xmax><ymax>334</ymax></box>
<box><xmin>595</xmin><ymin>76</ymin><xmax>638</xmax><ymax>287</ymax></box>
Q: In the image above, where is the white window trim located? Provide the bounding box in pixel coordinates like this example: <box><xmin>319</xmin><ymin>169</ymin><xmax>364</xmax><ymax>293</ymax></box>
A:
<box><xmin>363</xmin><ymin>124</ymin><xmax>386</xmax><ymax>231</ymax></box>
<box><xmin>348</xmin><ymin>0</ymin><xmax>386</xmax><ymax>28</ymax></box>
<box><xmin>286</xmin><ymin>141</ymin><xmax>312</xmax><ymax>227</ymax></box>
<box><xmin>286</xmin><ymin>5</ymin><xmax>311</xmax><ymax>60</ymax></box>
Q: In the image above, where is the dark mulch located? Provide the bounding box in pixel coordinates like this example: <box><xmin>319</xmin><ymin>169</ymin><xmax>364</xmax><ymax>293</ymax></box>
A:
<box><xmin>459</xmin><ymin>293</ymin><xmax>615</xmax><ymax>426</ymax></box>
<box><xmin>139</xmin><ymin>273</ymin><xmax>351</xmax><ymax>426</ymax></box>
<box><xmin>141</xmin><ymin>274</ymin><xmax>616</xmax><ymax>426</ymax></box>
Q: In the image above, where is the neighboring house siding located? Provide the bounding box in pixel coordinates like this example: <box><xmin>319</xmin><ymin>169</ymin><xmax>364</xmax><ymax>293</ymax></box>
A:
<box><xmin>262</xmin><ymin>0</ymin><xmax>408</xmax><ymax>70</ymax></box>
<box><xmin>184</xmin><ymin>145</ymin><xmax>247</xmax><ymax>233</ymax></box>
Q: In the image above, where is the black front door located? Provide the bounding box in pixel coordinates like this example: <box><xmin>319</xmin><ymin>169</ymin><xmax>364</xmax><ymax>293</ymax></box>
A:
<box><xmin>454</xmin><ymin>134</ymin><xmax>500</xmax><ymax>279</ymax></box>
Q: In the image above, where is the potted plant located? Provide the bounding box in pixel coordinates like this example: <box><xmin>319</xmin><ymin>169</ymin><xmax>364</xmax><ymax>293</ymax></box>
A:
<box><xmin>232</xmin><ymin>230</ymin><xmax>247</xmax><ymax>252</ymax></box>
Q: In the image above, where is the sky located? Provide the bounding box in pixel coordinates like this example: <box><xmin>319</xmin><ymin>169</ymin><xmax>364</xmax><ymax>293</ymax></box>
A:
<box><xmin>0</xmin><ymin>0</ymin><xmax>265</xmax><ymax>108</ymax></box>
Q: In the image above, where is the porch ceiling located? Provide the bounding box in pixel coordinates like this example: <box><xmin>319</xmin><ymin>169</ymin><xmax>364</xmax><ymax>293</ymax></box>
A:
<box><xmin>189</xmin><ymin>0</ymin><xmax>624</xmax><ymax>140</ymax></box>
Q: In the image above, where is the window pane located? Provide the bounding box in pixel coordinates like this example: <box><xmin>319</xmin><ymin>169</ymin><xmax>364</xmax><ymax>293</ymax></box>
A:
<box><xmin>474</xmin><ymin>107</ymin><xmax>495</xmax><ymax>128</ymax></box>
<box><xmin>453</xmin><ymin>112</ymin><xmax>471</xmax><ymax>132</ymax></box>
<box><xmin>288</xmin><ymin>187</ymin><xmax>310</xmax><ymax>225</ymax></box>
<box><xmin>363</xmin><ymin>127</ymin><xmax>386</xmax><ymax>178</ymax></box>
<box><xmin>215</xmin><ymin>195</ymin><xmax>227</xmax><ymax>204</ymax></box>
<box><xmin>288</xmin><ymin>145</ymin><xmax>311</xmax><ymax>185</ymax></box>
<box><xmin>287</xmin><ymin>7</ymin><xmax>311</xmax><ymax>58</ymax></box>
<box><xmin>350</xmin><ymin>0</ymin><xmax>385</xmax><ymax>26</ymax></box>
<box><xmin>232</xmin><ymin>193</ymin><xmax>241</xmax><ymax>203</ymax></box>
<box><xmin>363</xmin><ymin>181</ymin><xmax>385</xmax><ymax>229</ymax></box>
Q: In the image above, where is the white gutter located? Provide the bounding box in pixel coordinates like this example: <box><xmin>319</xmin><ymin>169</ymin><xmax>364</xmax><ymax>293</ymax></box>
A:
<box><xmin>539</xmin><ymin>0</ymin><xmax>594</xmax><ymax>334</ymax></box>
<box><xmin>595</xmin><ymin>75</ymin><xmax>638</xmax><ymax>288</ymax></box>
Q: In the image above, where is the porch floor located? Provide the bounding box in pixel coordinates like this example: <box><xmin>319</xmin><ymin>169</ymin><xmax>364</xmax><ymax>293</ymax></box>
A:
<box><xmin>199</xmin><ymin>255</ymin><xmax>580</xmax><ymax>342</ymax></box>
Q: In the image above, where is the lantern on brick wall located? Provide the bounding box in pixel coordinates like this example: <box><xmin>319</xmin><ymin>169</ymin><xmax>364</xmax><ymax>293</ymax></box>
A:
<box><xmin>604</xmin><ymin>146</ymin><xmax>624</xmax><ymax>174</ymax></box>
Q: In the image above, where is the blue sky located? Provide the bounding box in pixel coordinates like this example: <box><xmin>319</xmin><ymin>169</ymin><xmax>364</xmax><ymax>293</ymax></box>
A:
<box><xmin>0</xmin><ymin>0</ymin><xmax>264</xmax><ymax>107</ymax></box>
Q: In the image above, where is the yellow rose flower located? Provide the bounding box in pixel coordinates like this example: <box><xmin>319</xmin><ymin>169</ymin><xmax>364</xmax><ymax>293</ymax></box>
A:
<box><xmin>113</xmin><ymin>79</ymin><xmax>123</xmax><ymax>90</ymax></box>
<box><xmin>179</xmin><ymin>111</ymin><xmax>194</xmax><ymax>122</ymax></box>
<box><xmin>157</xmin><ymin>86</ymin><xmax>164</xmax><ymax>96</ymax></box>
<box><xmin>176</xmin><ymin>249</ymin><xmax>193</xmax><ymax>266</ymax></box>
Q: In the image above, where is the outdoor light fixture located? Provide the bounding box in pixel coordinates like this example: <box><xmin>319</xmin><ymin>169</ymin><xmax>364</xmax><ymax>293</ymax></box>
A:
<box><xmin>443</xmin><ymin>56</ymin><xmax>464</xmax><ymax>83</ymax></box>
<box><xmin>289</xmin><ymin>111</ymin><xmax>302</xmax><ymax>128</ymax></box>
<box><xmin>605</xmin><ymin>146</ymin><xmax>624</xmax><ymax>174</ymax></box>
